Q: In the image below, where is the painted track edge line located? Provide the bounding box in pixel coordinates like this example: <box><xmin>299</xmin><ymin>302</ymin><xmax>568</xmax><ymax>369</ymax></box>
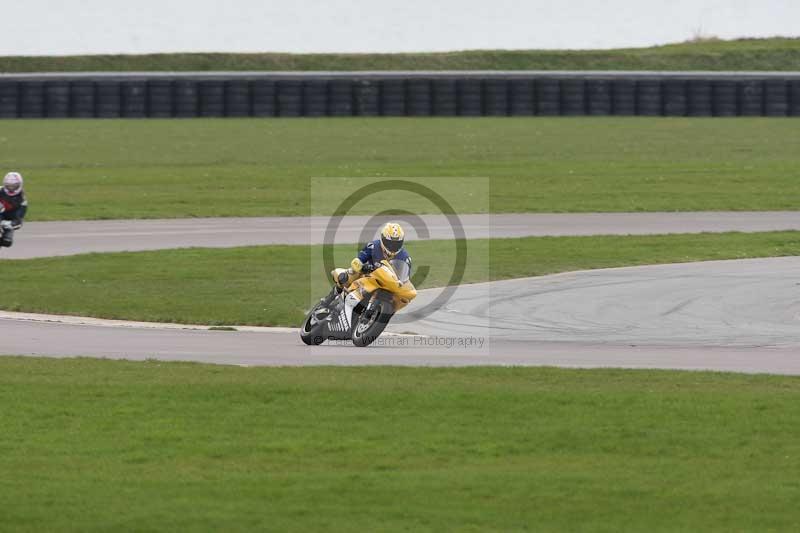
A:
<box><xmin>0</xmin><ymin>311</ymin><xmax>295</xmax><ymax>333</ymax></box>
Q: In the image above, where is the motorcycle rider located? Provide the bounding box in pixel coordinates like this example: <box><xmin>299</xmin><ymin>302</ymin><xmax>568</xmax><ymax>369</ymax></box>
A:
<box><xmin>344</xmin><ymin>221</ymin><xmax>411</xmax><ymax>286</ymax></box>
<box><xmin>321</xmin><ymin>221</ymin><xmax>412</xmax><ymax>306</ymax></box>
<box><xmin>0</xmin><ymin>172</ymin><xmax>28</xmax><ymax>247</ymax></box>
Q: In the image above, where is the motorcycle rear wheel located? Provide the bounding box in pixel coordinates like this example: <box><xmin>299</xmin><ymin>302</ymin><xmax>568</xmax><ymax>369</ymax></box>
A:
<box><xmin>300</xmin><ymin>302</ymin><xmax>328</xmax><ymax>345</ymax></box>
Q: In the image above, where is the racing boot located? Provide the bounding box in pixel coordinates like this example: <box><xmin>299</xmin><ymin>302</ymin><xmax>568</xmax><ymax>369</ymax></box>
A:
<box><xmin>319</xmin><ymin>285</ymin><xmax>342</xmax><ymax>308</ymax></box>
<box><xmin>320</xmin><ymin>267</ymin><xmax>353</xmax><ymax>307</ymax></box>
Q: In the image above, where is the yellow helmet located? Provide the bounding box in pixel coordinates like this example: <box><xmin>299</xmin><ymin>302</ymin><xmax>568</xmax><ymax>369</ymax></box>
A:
<box><xmin>380</xmin><ymin>222</ymin><xmax>405</xmax><ymax>258</ymax></box>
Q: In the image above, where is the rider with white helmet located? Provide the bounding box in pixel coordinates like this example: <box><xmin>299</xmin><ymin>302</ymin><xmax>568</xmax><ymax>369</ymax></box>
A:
<box><xmin>0</xmin><ymin>172</ymin><xmax>28</xmax><ymax>247</ymax></box>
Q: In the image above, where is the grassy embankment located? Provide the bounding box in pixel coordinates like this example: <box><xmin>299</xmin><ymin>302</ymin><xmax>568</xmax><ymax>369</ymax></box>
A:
<box><xmin>1</xmin><ymin>357</ymin><xmax>800</xmax><ymax>531</ymax></box>
<box><xmin>0</xmin><ymin>118</ymin><xmax>798</xmax><ymax>220</ymax></box>
<box><xmin>0</xmin><ymin>231</ymin><xmax>797</xmax><ymax>326</ymax></box>
<box><xmin>1</xmin><ymin>38</ymin><xmax>799</xmax><ymax>71</ymax></box>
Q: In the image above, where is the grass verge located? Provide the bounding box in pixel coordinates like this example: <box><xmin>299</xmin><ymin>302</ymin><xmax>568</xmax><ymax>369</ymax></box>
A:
<box><xmin>1</xmin><ymin>357</ymin><xmax>800</xmax><ymax>531</ymax></box>
<box><xmin>1</xmin><ymin>118</ymin><xmax>799</xmax><ymax>220</ymax></box>
<box><xmin>1</xmin><ymin>231</ymin><xmax>797</xmax><ymax>326</ymax></box>
<box><xmin>1</xmin><ymin>38</ymin><xmax>800</xmax><ymax>71</ymax></box>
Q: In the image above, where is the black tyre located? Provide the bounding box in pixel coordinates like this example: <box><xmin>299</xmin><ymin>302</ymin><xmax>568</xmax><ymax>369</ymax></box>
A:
<box><xmin>300</xmin><ymin>302</ymin><xmax>328</xmax><ymax>346</ymax></box>
<box><xmin>252</xmin><ymin>80</ymin><xmax>277</xmax><ymax>117</ymax></box>
<box><xmin>147</xmin><ymin>80</ymin><xmax>173</xmax><ymax>118</ymax></box>
<box><xmin>0</xmin><ymin>81</ymin><xmax>19</xmax><ymax>118</ymax></box>
<box><xmin>560</xmin><ymin>79</ymin><xmax>585</xmax><ymax>116</ymax></box>
<box><xmin>483</xmin><ymin>79</ymin><xmax>509</xmax><ymax>116</ymax></box>
<box><xmin>174</xmin><ymin>80</ymin><xmax>199</xmax><ymax>118</ymax></box>
<box><xmin>764</xmin><ymin>80</ymin><xmax>788</xmax><ymax>117</ymax></box>
<box><xmin>535</xmin><ymin>79</ymin><xmax>560</xmax><ymax>116</ymax></box>
<box><xmin>636</xmin><ymin>80</ymin><xmax>662</xmax><ymax>116</ymax></box>
<box><xmin>662</xmin><ymin>79</ymin><xmax>687</xmax><ymax>116</ymax></box>
<box><xmin>509</xmin><ymin>79</ymin><xmax>534</xmax><ymax>116</ymax></box>
<box><xmin>457</xmin><ymin>79</ymin><xmax>482</xmax><ymax>116</ymax></box>
<box><xmin>121</xmin><ymin>81</ymin><xmax>146</xmax><ymax>118</ymax></box>
<box><xmin>380</xmin><ymin>79</ymin><xmax>406</xmax><ymax>116</ymax></box>
<box><xmin>687</xmin><ymin>80</ymin><xmax>712</xmax><ymax>117</ymax></box>
<box><xmin>351</xmin><ymin>293</ymin><xmax>394</xmax><ymax>348</ymax></box>
<box><xmin>740</xmin><ymin>80</ymin><xmax>764</xmax><ymax>116</ymax></box>
<box><xmin>45</xmin><ymin>82</ymin><xmax>70</xmax><ymax>118</ymax></box>
<box><xmin>19</xmin><ymin>81</ymin><xmax>45</xmax><ymax>118</ymax></box>
<box><xmin>329</xmin><ymin>80</ymin><xmax>353</xmax><ymax>116</ymax></box>
<box><xmin>432</xmin><ymin>79</ymin><xmax>457</xmax><ymax>116</ymax></box>
<box><xmin>96</xmin><ymin>81</ymin><xmax>122</xmax><ymax>118</ymax></box>
<box><xmin>612</xmin><ymin>79</ymin><xmax>636</xmax><ymax>115</ymax></box>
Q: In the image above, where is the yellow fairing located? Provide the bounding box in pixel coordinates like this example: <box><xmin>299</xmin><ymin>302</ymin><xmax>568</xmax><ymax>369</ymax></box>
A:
<box><xmin>348</xmin><ymin>260</ymin><xmax>416</xmax><ymax>311</ymax></box>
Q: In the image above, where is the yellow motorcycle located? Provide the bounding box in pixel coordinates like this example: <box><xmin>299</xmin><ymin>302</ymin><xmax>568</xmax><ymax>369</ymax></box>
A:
<box><xmin>300</xmin><ymin>259</ymin><xmax>417</xmax><ymax>347</ymax></box>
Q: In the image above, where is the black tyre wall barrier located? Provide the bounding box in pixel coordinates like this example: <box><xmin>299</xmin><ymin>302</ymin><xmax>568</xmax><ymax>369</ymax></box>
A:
<box><xmin>789</xmin><ymin>81</ymin><xmax>800</xmax><ymax>116</ymax></box>
<box><xmin>303</xmin><ymin>80</ymin><xmax>328</xmax><ymax>117</ymax></box>
<box><xmin>764</xmin><ymin>80</ymin><xmax>788</xmax><ymax>116</ymax></box>
<box><xmin>535</xmin><ymin>79</ymin><xmax>560</xmax><ymax>115</ymax></box>
<box><xmin>0</xmin><ymin>75</ymin><xmax>798</xmax><ymax>118</ymax></box>
<box><xmin>560</xmin><ymin>79</ymin><xmax>585</xmax><ymax>115</ymax></box>
<box><xmin>71</xmin><ymin>82</ymin><xmax>95</xmax><ymax>118</ymax></box>
<box><xmin>199</xmin><ymin>81</ymin><xmax>225</xmax><ymax>117</ymax></box>
<box><xmin>19</xmin><ymin>82</ymin><xmax>44</xmax><ymax>118</ymax></box>
<box><xmin>587</xmin><ymin>79</ymin><xmax>611</xmax><ymax>115</ymax></box>
<box><xmin>663</xmin><ymin>80</ymin><xmax>687</xmax><ymax>116</ymax></box>
<box><xmin>712</xmin><ymin>80</ymin><xmax>738</xmax><ymax>117</ymax></box>
<box><xmin>739</xmin><ymin>80</ymin><xmax>764</xmax><ymax>116</ymax></box>
<box><xmin>122</xmin><ymin>81</ymin><xmax>146</xmax><ymax>118</ymax></box>
<box><xmin>174</xmin><ymin>80</ymin><xmax>198</xmax><ymax>118</ymax></box>
<box><xmin>46</xmin><ymin>82</ymin><xmax>70</xmax><ymax>118</ymax></box>
<box><xmin>225</xmin><ymin>80</ymin><xmax>251</xmax><ymax>117</ymax></box>
<box><xmin>432</xmin><ymin>79</ymin><xmax>457</xmax><ymax>116</ymax></box>
<box><xmin>96</xmin><ymin>81</ymin><xmax>121</xmax><ymax>118</ymax></box>
<box><xmin>277</xmin><ymin>80</ymin><xmax>303</xmax><ymax>117</ymax></box>
<box><xmin>252</xmin><ymin>80</ymin><xmax>276</xmax><ymax>117</ymax></box>
<box><xmin>0</xmin><ymin>82</ymin><xmax>18</xmax><ymax>118</ymax></box>
<box><xmin>636</xmin><ymin>81</ymin><xmax>661</xmax><ymax>116</ymax></box>
<box><xmin>147</xmin><ymin>80</ymin><xmax>173</xmax><ymax>118</ymax></box>
<box><xmin>457</xmin><ymin>79</ymin><xmax>482</xmax><ymax>116</ymax></box>
<box><xmin>611</xmin><ymin>79</ymin><xmax>635</xmax><ymax>115</ymax></box>
<box><xmin>406</xmin><ymin>79</ymin><xmax>431</xmax><ymax>116</ymax></box>
<box><xmin>687</xmin><ymin>80</ymin><xmax>713</xmax><ymax>116</ymax></box>
<box><xmin>483</xmin><ymin>79</ymin><xmax>509</xmax><ymax>116</ymax></box>
<box><xmin>509</xmin><ymin>79</ymin><xmax>535</xmax><ymax>115</ymax></box>
<box><xmin>380</xmin><ymin>79</ymin><xmax>406</xmax><ymax>116</ymax></box>
<box><xmin>329</xmin><ymin>79</ymin><xmax>353</xmax><ymax>116</ymax></box>
<box><xmin>354</xmin><ymin>80</ymin><xmax>379</xmax><ymax>116</ymax></box>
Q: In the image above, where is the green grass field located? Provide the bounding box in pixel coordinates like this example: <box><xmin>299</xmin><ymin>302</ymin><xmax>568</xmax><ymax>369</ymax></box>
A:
<box><xmin>2</xmin><ymin>231</ymin><xmax>797</xmax><ymax>326</ymax></box>
<box><xmin>2</xmin><ymin>38</ymin><xmax>799</xmax><ymax>71</ymax></box>
<box><xmin>2</xmin><ymin>118</ymin><xmax>799</xmax><ymax>220</ymax></box>
<box><xmin>2</xmin><ymin>357</ymin><xmax>800</xmax><ymax>532</ymax></box>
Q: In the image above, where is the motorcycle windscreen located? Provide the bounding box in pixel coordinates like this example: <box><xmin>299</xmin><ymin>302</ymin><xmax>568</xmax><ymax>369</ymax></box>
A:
<box><xmin>389</xmin><ymin>258</ymin><xmax>411</xmax><ymax>283</ymax></box>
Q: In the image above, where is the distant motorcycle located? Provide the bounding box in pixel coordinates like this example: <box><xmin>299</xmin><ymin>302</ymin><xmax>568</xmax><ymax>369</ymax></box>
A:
<box><xmin>301</xmin><ymin>259</ymin><xmax>417</xmax><ymax>347</ymax></box>
<box><xmin>0</xmin><ymin>220</ymin><xmax>13</xmax><ymax>249</ymax></box>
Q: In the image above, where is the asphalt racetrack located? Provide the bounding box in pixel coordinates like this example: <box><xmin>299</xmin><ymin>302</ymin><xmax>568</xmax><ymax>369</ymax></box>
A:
<box><xmin>1</xmin><ymin>213</ymin><xmax>798</xmax><ymax>374</ymax></box>
<box><xmin>5</xmin><ymin>211</ymin><xmax>800</xmax><ymax>259</ymax></box>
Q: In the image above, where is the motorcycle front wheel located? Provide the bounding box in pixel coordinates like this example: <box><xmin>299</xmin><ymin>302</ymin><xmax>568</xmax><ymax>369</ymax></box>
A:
<box><xmin>352</xmin><ymin>293</ymin><xmax>394</xmax><ymax>347</ymax></box>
